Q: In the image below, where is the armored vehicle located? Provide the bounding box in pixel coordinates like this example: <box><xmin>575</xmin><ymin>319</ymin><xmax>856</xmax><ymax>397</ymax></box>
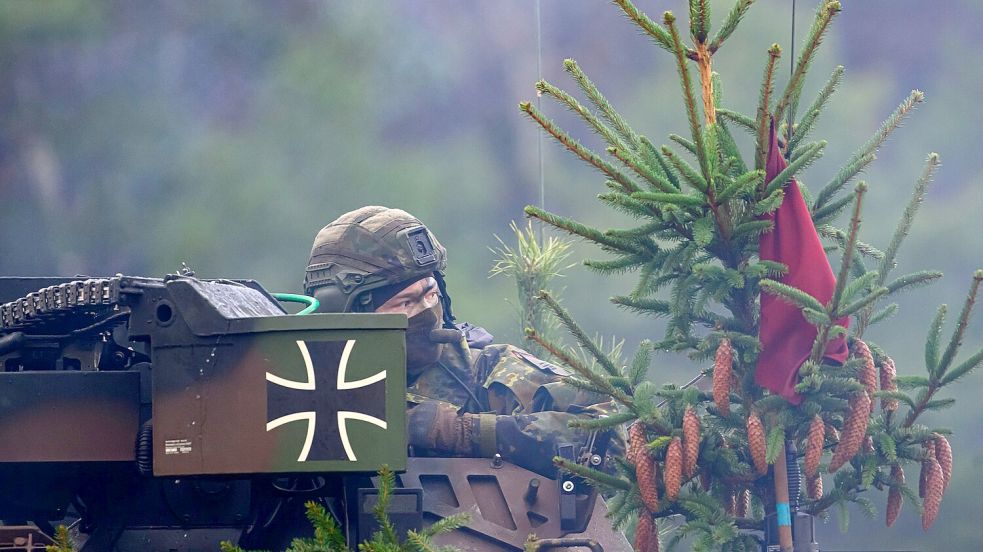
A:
<box><xmin>0</xmin><ymin>275</ymin><xmax>628</xmax><ymax>551</ymax></box>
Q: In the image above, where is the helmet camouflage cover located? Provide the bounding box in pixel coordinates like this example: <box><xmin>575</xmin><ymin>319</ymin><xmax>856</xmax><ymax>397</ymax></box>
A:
<box><xmin>305</xmin><ymin>206</ymin><xmax>447</xmax><ymax>312</ymax></box>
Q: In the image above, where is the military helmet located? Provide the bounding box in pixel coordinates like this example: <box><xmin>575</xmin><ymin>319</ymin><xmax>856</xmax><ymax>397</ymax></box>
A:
<box><xmin>304</xmin><ymin>206</ymin><xmax>448</xmax><ymax>313</ymax></box>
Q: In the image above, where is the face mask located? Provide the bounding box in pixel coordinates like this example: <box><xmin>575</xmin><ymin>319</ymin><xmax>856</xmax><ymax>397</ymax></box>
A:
<box><xmin>405</xmin><ymin>303</ymin><xmax>444</xmax><ymax>375</ymax></box>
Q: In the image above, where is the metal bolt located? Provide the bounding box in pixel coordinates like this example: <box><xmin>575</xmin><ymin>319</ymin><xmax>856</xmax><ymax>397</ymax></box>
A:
<box><xmin>562</xmin><ymin>480</ymin><xmax>575</xmax><ymax>493</ymax></box>
<box><xmin>590</xmin><ymin>454</ymin><xmax>603</xmax><ymax>466</ymax></box>
<box><xmin>491</xmin><ymin>453</ymin><xmax>504</xmax><ymax>468</ymax></box>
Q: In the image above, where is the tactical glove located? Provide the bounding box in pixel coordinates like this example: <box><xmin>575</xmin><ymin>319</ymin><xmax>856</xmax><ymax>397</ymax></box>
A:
<box><xmin>407</xmin><ymin>401</ymin><xmax>477</xmax><ymax>456</ymax></box>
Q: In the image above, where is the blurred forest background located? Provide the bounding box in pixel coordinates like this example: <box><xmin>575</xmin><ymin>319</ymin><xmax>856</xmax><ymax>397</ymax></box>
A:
<box><xmin>1</xmin><ymin>1</ymin><xmax>980</xmax><ymax>549</ymax></box>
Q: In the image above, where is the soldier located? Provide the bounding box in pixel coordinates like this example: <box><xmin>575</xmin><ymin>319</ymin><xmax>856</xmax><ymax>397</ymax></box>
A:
<box><xmin>304</xmin><ymin>206</ymin><xmax>618</xmax><ymax>476</ymax></box>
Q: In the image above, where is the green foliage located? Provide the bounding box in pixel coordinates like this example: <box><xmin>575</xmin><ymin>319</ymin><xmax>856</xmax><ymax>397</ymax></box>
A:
<box><xmin>489</xmin><ymin>220</ymin><xmax>574</xmax><ymax>358</ymax></box>
<box><xmin>221</xmin><ymin>467</ymin><xmax>467</xmax><ymax>552</ymax></box>
<box><xmin>514</xmin><ymin>0</ymin><xmax>981</xmax><ymax>548</ymax></box>
<box><xmin>45</xmin><ymin>526</ymin><xmax>74</xmax><ymax>552</ymax></box>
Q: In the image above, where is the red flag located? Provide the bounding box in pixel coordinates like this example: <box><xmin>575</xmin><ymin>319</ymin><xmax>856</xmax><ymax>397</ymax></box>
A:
<box><xmin>756</xmin><ymin>121</ymin><xmax>849</xmax><ymax>404</ymax></box>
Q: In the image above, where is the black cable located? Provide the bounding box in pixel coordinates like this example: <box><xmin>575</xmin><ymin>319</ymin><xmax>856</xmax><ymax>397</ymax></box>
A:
<box><xmin>136</xmin><ymin>420</ymin><xmax>153</xmax><ymax>476</ymax></box>
<box><xmin>432</xmin><ymin>272</ymin><xmax>456</xmax><ymax>329</ymax></box>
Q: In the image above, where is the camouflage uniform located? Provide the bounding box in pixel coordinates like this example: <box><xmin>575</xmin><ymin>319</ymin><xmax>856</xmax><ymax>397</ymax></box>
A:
<box><xmin>306</xmin><ymin>206</ymin><xmax>621</xmax><ymax>477</ymax></box>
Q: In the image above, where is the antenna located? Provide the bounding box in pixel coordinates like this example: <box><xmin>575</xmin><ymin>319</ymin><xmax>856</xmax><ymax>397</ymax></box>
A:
<box><xmin>535</xmin><ymin>0</ymin><xmax>545</xmax><ymax>241</ymax></box>
<box><xmin>788</xmin><ymin>0</ymin><xmax>797</xmax><ymax>142</ymax></box>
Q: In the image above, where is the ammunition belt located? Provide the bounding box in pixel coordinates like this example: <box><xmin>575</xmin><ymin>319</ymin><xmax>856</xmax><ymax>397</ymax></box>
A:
<box><xmin>0</xmin><ymin>277</ymin><xmax>122</xmax><ymax>332</ymax></box>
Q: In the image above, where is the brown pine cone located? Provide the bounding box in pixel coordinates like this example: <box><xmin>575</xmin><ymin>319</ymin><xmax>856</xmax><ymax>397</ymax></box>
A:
<box><xmin>806</xmin><ymin>473</ymin><xmax>823</xmax><ymax>500</ymax></box>
<box><xmin>885</xmin><ymin>464</ymin><xmax>904</xmax><ymax>528</ymax></box>
<box><xmin>747</xmin><ymin>413</ymin><xmax>768</xmax><ymax>475</ymax></box>
<box><xmin>628</xmin><ymin>422</ymin><xmax>646</xmax><ymax>465</ymax></box>
<box><xmin>854</xmin><ymin>340</ymin><xmax>878</xmax><ymax>398</ymax></box>
<box><xmin>735</xmin><ymin>488</ymin><xmax>750</xmax><ymax>518</ymax></box>
<box><xmin>922</xmin><ymin>457</ymin><xmax>944</xmax><ymax>530</ymax></box>
<box><xmin>682</xmin><ymin>407</ymin><xmax>701</xmax><ymax>478</ymax></box>
<box><xmin>804</xmin><ymin>415</ymin><xmax>825</xmax><ymax>478</ymax></box>
<box><xmin>934</xmin><ymin>434</ymin><xmax>952</xmax><ymax>489</ymax></box>
<box><xmin>635</xmin><ymin>509</ymin><xmax>657</xmax><ymax>552</ymax></box>
<box><xmin>725</xmin><ymin>491</ymin><xmax>736</xmax><ymax>516</ymax></box>
<box><xmin>713</xmin><ymin>338</ymin><xmax>733</xmax><ymax>416</ymax></box>
<box><xmin>636</xmin><ymin>451</ymin><xmax>660</xmax><ymax>513</ymax></box>
<box><xmin>919</xmin><ymin>460</ymin><xmax>927</xmax><ymax>499</ymax></box>
<box><xmin>828</xmin><ymin>392</ymin><xmax>871</xmax><ymax>473</ymax></box>
<box><xmin>665</xmin><ymin>437</ymin><xmax>683</xmax><ymax>501</ymax></box>
<box><xmin>879</xmin><ymin>356</ymin><xmax>899</xmax><ymax>411</ymax></box>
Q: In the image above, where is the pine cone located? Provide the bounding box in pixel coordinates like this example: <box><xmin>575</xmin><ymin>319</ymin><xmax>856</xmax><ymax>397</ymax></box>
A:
<box><xmin>919</xmin><ymin>460</ymin><xmax>927</xmax><ymax>499</ymax></box>
<box><xmin>919</xmin><ymin>440</ymin><xmax>935</xmax><ymax>499</ymax></box>
<box><xmin>922</xmin><ymin>457</ymin><xmax>944</xmax><ymax>530</ymax></box>
<box><xmin>682</xmin><ymin>407</ymin><xmax>701</xmax><ymax>478</ymax></box>
<box><xmin>886</xmin><ymin>464</ymin><xmax>904</xmax><ymax>528</ymax></box>
<box><xmin>628</xmin><ymin>422</ymin><xmax>646</xmax><ymax>465</ymax></box>
<box><xmin>735</xmin><ymin>488</ymin><xmax>750</xmax><ymax>518</ymax></box>
<box><xmin>828</xmin><ymin>392</ymin><xmax>871</xmax><ymax>473</ymax></box>
<box><xmin>635</xmin><ymin>509</ymin><xmax>659</xmax><ymax>552</ymax></box>
<box><xmin>665</xmin><ymin>437</ymin><xmax>683</xmax><ymax>501</ymax></box>
<box><xmin>879</xmin><ymin>356</ymin><xmax>899</xmax><ymax>411</ymax></box>
<box><xmin>934</xmin><ymin>434</ymin><xmax>952</xmax><ymax>489</ymax></box>
<box><xmin>807</xmin><ymin>473</ymin><xmax>823</xmax><ymax>500</ymax></box>
<box><xmin>636</xmin><ymin>451</ymin><xmax>660</xmax><ymax>513</ymax></box>
<box><xmin>804</xmin><ymin>415</ymin><xmax>825</xmax><ymax>478</ymax></box>
<box><xmin>713</xmin><ymin>338</ymin><xmax>733</xmax><ymax>416</ymax></box>
<box><xmin>747</xmin><ymin>413</ymin><xmax>768</xmax><ymax>475</ymax></box>
<box><xmin>854</xmin><ymin>340</ymin><xmax>878</xmax><ymax>398</ymax></box>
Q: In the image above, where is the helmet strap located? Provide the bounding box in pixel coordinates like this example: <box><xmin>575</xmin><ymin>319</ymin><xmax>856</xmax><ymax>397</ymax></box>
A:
<box><xmin>433</xmin><ymin>271</ymin><xmax>456</xmax><ymax>329</ymax></box>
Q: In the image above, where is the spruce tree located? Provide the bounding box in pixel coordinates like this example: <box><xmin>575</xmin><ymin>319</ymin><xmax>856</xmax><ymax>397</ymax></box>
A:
<box><xmin>516</xmin><ymin>1</ymin><xmax>982</xmax><ymax>550</ymax></box>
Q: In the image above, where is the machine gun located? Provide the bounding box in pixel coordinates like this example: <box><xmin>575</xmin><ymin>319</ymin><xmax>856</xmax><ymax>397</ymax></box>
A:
<box><xmin>0</xmin><ymin>275</ymin><xmax>628</xmax><ymax>551</ymax></box>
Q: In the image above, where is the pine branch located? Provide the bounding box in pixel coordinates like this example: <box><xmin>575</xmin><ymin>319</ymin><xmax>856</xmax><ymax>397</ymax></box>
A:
<box><xmin>788</xmin><ymin>66</ymin><xmax>844</xmax><ymax>154</ymax></box>
<box><xmin>853</xmin><ymin>153</ymin><xmax>943</xmax><ymax>342</ymax></box>
<box><xmin>774</xmin><ymin>1</ymin><xmax>842</xmax><ymax>128</ymax></box>
<box><xmin>632</xmin><ymin>191</ymin><xmax>706</xmax><ymax>210</ymax></box>
<box><xmin>537</xmin><ymin>290</ymin><xmax>622</xmax><ymax>377</ymax></box>
<box><xmin>519</xmin><ymin>101</ymin><xmax>642</xmax><ymax>194</ymax></box>
<box><xmin>611</xmin><ymin>0</ymin><xmax>686</xmax><ymax>57</ymax></box>
<box><xmin>690</xmin><ymin>0</ymin><xmax>711</xmax><ymax>43</ymax></box>
<box><xmin>641</xmin><ymin>135</ymin><xmax>682</xmax><ymax>190</ymax></box>
<box><xmin>814</xmin><ymin>90</ymin><xmax>925</xmax><ymax>209</ymax></box>
<box><xmin>936</xmin><ymin>270</ymin><xmax>983</xmax><ymax>377</ymax></box>
<box><xmin>924</xmin><ymin>305</ymin><xmax>947</xmax><ymax>373</ymax></box>
<box><xmin>563</xmin><ymin>59</ymin><xmax>640</xmax><ymax>147</ymax></box>
<box><xmin>880</xmin><ymin>153</ymin><xmax>940</xmax><ymax>280</ymax></box>
<box><xmin>609</xmin><ymin>146</ymin><xmax>677</xmax><ymax>192</ymax></box>
<box><xmin>717</xmin><ymin>108</ymin><xmax>756</xmax><ymax>134</ymax></box>
<box><xmin>524</xmin><ymin>205</ymin><xmax>645</xmax><ymax>255</ymax></box>
<box><xmin>664</xmin><ymin>11</ymin><xmax>712</xmax><ymax>186</ymax></box>
<box><xmin>811</xmin><ymin>192</ymin><xmax>853</xmax><ymax>226</ymax></box>
<box><xmin>903</xmin><ymin>271</ymin><xmax>983</xmax><ymax>427</ymax></box>
<box><xmin>662</xmin><ymin>145</ymin><xmax>708</xmax><ymax>192</ymax></box>
<box><xmin>526</xmin><ymin>328</ymin><xmax>637</xmax><ymax>412</ymax></box>
<box><xmin>762</xmin><ymin>141</ymin><xmax>826</xmax><ymax>197</ymax></box>
<box><xmin>754</xmin><ymin>44</ymin><xmax>782</xmax><ymax>172</ymax></box>
<box><xmin>715</xmin><ymin>121</ymin><xmax>751</xmax><ymax>175</ymax></box>
<box><xmin>536</xmin><ymin>79</ymin><xmax>631</xmax><ymax>153</ymax></box>
<box><xmin>807</xmin><ymin>182</ymin><xmax>865</xmax><ymax>364</ymax></box>
<box><xmin>709</xmin><ymin>0</ymin><xmax>755</xmax><ymax>53</ymax></box>
<box><xmin>759</xmin><ymin>279</ymin><xmax>825</xmax><ymax>312</ymax></box>
<box><xmin>554</xmin><ymin>457</ymin><xmax>633</xmax><ymax>492</ymax></box>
